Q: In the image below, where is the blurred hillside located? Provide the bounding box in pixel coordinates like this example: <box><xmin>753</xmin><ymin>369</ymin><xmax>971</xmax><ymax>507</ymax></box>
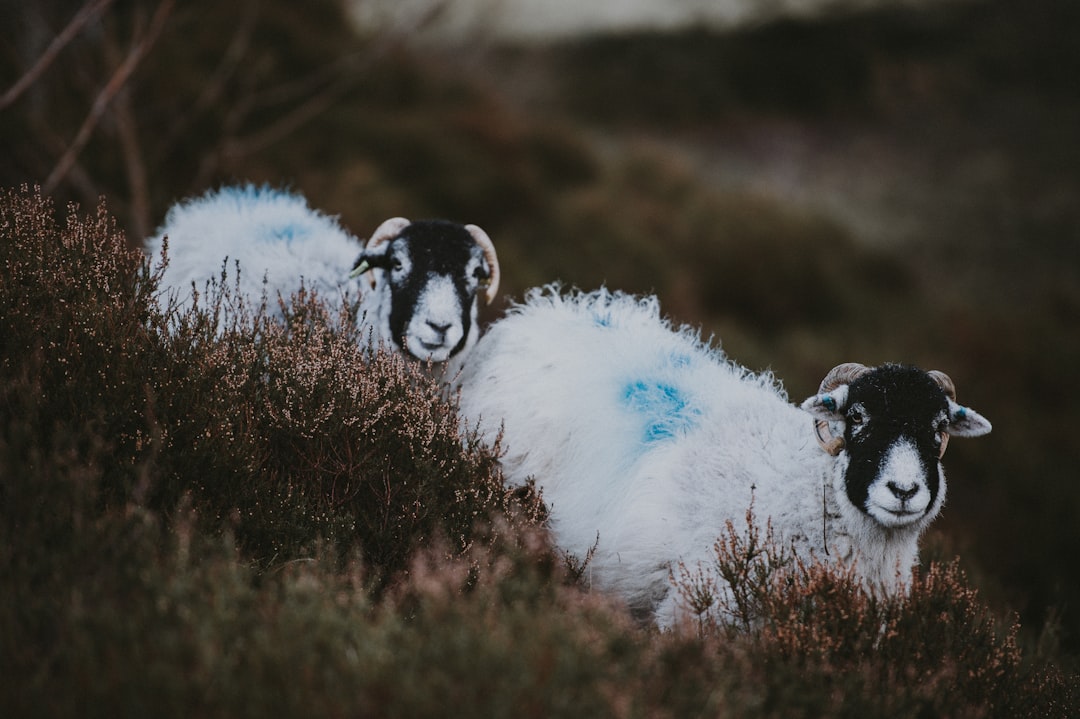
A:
<box><xmin>2</xmin><ymin>0</ymin><xmax>1078</xmax><ymax>661</ymax></box>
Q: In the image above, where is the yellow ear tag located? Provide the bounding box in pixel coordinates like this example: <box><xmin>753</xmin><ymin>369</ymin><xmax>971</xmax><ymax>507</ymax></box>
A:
<box><xmin>348</xmin><ymin>260</ymin><xmax>370</xmax><ymax>279</ymax></box>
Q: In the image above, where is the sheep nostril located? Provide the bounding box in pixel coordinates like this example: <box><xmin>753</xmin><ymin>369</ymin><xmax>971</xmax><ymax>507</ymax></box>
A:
<box><xmin>887</xmin><ymin>482</ymin><xmax>919</xmax><ymax>501</ymax></box>
<box><xmin>426</xmin><ymin>320</ymin><xmax>452</xmax><ymax>337</ymax></box>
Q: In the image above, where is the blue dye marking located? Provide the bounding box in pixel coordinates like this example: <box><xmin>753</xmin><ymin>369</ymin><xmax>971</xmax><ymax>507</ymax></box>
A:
<box><xmin>954</xmin><ymin>406</ymin><xmax>967</xmax><ymax>420</ymax></box>
<box><xmin>822</xmin><ymin>395</ymin><xmax>837</xmax><ymax>411</ymax></box>
<box><xmin>623</xmin><ymin>380</ymin><xmax>700</xmax><ymax>443</ymax></box>
<box><xmin>668</xmin><ymin>352</ymin><xmax>693</xmax><ymax>368</ymax></box>
<box><xmin>592</xmin><ymin>311</ymin><xmax>613</xmax><ymax>328</ymax></box>
<box><xmin>262</xmin><ymin>222</ymin><xmax>310</xmax><ymax>244</ymax></box>
<box><xmin>212</xmin><ymin>184</ymin><xmax>311</xmax><ymax>245</ymax></box>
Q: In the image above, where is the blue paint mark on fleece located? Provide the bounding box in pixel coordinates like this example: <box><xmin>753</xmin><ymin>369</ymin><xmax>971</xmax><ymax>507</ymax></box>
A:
<box><xmin>210</xmin><ymin>185</ymin><xmax>314</xmax><ymax>244</ymax></box>
<box><xmin>668</xmin><ymin>352</ymin><xmax>693</xmax><ymax>369</ymax></box>
<box><xmin>622</xmin><ymin>380</ymin><xmax>700</xmax><ymax>443</ymax></box>
<box><xmin>262</xmin><ymin>222</ymin><xmax>310</xmax><ymax>243</ymax></box>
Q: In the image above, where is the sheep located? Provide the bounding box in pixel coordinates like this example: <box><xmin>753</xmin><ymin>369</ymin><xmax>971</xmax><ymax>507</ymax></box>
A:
<box><xmin>458</xmin><ymin>286</ymin><xmax>992</xmax><ymax>627</ymax></box>
<box><xmin>145</xmin><ymin>184</ymin><xmax>500</xmax><ymax>374</ymax></box>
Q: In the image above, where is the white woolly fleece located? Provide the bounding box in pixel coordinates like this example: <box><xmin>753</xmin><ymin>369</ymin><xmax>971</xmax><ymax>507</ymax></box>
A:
<box><xmin>145</xmin><ymin>185</ymin><xmax>362</xmax><ymax>315</ymax></box>
<box><xmin>458</xmin><ymin>286</ymin><xmax>931</xmax><ymax>627</ymax></box>
<box><xmin>147</xmin><ymin>186</ymin><xmax>486</xmax><ymax>380</ymax></box>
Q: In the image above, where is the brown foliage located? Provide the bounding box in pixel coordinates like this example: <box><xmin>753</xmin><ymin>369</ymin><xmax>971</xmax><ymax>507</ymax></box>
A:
<box><xmin>1</xmin><ymin>185</ymin><xmax>1074</xmax><ymax>717</ymax></box>
<box><xmin>670</xmin><ymin>505</ymin><xmax>1075</xmax><ymax>717</ymax></box>
<box><xmin>0</xmin><ymin>184</ymin><xmax>541</xmax><ymax>587</ymax></box>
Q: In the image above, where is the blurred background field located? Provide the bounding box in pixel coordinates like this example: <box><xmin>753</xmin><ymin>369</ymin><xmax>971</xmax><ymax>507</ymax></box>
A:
<box><xmin>3</xmin><ymin>0</ymin><xmax>1078</xmax><ymax>697</ymax></box>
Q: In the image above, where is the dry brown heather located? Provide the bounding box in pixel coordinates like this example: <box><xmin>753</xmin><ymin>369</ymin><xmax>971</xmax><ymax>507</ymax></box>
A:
<box><xmin>1</xmin><ymin>185</ymin><xmax>1075</xmax><ymax>717</ymax></box>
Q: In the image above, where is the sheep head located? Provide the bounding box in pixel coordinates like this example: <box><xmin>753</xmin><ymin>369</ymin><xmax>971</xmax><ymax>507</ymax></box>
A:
<box><xmin>349</xmin><ymin>218</ymin><xmax>500</xmax><ymax>363</ymax></box>
<box><xmin>801</xmin><ymin>363</ymin><xmax>992</xmax><ymax>530</ymax></box>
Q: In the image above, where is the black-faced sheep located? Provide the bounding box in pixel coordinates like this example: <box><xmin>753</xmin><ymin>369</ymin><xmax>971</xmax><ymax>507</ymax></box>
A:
<box><xmin>458</xmin><ymin>286</ymin><xmax>992</xmax><ymax>627</ymax></box>
<box><xmin>145</xmin><ymin>185</ymin><xmax>499</xmax><ymax>374</ymax></box>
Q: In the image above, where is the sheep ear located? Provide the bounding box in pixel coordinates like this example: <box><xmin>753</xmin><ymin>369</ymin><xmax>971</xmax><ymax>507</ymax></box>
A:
<box><xmin>350</xmin><ymin>217</ymin><xmax>410</xmax><ymax>285</ymax></box>
<box><xmin>465</xmin><ymin>224</ymin><xmax>499</xmax><ymax>305</ymax></box>
<box><xmin>946</xmin><ymin>400</ymin><xmax>992</xmax><ymax>437</ymax></box>
<box><xmin>799</xmin><ymin>385</ymin><xmax>849</xmax><ymax>421</ymax></box>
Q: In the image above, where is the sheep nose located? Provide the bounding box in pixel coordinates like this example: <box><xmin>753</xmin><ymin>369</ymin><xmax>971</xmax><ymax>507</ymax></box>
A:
<box><xmin>426</xmin><ymin>320</ymin><xmax>452</xmax><ymax>337</ymax></box>
<box><xmin>887</xmin><ymin>482</ymin><xmax>919</xmax><ymax>501</ymax></box>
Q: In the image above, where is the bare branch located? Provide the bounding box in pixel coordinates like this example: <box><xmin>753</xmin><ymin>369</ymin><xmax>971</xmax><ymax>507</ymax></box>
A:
<box><xmin>18</xmin><ymin>121</ymin><xmax>100</xmax><ymax>207</ymax></box>
<box><xmin>112</xmin><ymin>82</ymin><xmax>151</xmax><ymax>239</ymax></box>
<box><xmin>220</xmin><ymin>0</ymin><xmax>452</xmax><ymax>163</ymax></box>
<box><xmin>156</xmin><ymin>0</ymin><xmax>261</xmax><ymax>159</ymax></box>
<box><xmin>1</xmin><ymin>0</ymin><xmax>117</xmax><ymax>111</ymax></box>
<box><xmin>222</xmin><ymin>75</ymin><xmax>351</xmax><ymax>160</ymax></box>
<box><xmin>43</xmin><ymin>0</ymin><xmax>175</xmax><ymax>194</ymax></box>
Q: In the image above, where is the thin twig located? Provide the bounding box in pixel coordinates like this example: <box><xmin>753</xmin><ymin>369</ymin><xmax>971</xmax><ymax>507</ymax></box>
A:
<box><xmin>221</xmin><ymin>75</ymin><xmax>351</xmax><ymax>160</ymax></box>
<box><xmin>0</xmin><ymin>0</ymin><xmax>116</xmax><ymax>111</ymax></box>
<box><xmin>220</xmin><ymin>0</ymin><xmax>452</xmax><ymax>163</ymax></box>
<box><xmin>113</xmin><ymin>89</ymin><xmax>151</xmax><ymax>238</ymax></box>
<box><xmin>156</xmin><ymin>0</ymin><xmax>260</xmax><ymax>159</ymax></box>
<box><xmin>43</xmin><ymin>0</ymin><xmax>174</xmax><ymax>194</ymax></box>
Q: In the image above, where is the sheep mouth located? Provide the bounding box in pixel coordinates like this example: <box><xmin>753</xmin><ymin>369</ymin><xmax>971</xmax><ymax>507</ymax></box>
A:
<box><xmin>870</xmin><ymin>505</ymin><xmax>927</xmax><ymax>528</ymax></box>
<box><xmin>406</xmin><ymin>338</ymin><xmax>454</xmax><ymax>363</ymax></box>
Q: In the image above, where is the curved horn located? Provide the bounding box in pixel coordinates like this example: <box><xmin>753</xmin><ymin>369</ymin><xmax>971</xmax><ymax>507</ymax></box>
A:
<box><xmin>927</xmin><ymin>370</ymin><xmax>957</xmax><ymax>402</ymax></box>
<box><xmin>360</xmin><ymin>217</ymin><xmax>411</xmax><ymax>289</ymax></box>
<box><xmin>465</xmin><ymin>223</ymin><xmax>500</xmax><ymax>305</ymax></box>
<box><xmin>814</xmin><ymin>421</ymin><xmax>847</xmax><ymax>457</ymax></box>
<box><xmin>817</xmin><ymin>362</ymin><xmax>871</xmax><ymax>394</ymax></box>
<box><xmin>927</xmin><ymin>370</ymin><xmax>957</xmax><ymax>458</ymax></box>
<box><xmin>814</xmin><ymin>362</ymin><xmax>871</xmax><ymax>456</ymax></box>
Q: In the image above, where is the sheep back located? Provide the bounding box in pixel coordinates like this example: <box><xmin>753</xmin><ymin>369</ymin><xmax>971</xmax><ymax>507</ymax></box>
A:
<box><xmin>146</xmin><ymin>184</ymin><xmax>361</xmax><ymax>312</ymax></box>
<box><xmin>459</xmin><ymin>286</ymin><xmax>829</xmax><ymax>618</ymax></box>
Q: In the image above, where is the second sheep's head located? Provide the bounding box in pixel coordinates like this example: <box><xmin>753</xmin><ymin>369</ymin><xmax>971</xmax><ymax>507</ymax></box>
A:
<box><xmin>801</xmin><ymin>363</ymin><xmax>992</xmax><ymax>532</ymax></box>
<box><xmin>351</xmin><ymin>217</ymin><xmax>500</xmax><ymax>364</ymax></box>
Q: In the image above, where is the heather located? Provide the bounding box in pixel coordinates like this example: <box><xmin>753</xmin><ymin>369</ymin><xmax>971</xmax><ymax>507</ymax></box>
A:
<box><xmin>1</xmin><ymin>185</ymin><xmax>1074</xmax><ymax>716</ymax></box>
<box><xmin>3</xmin><ymin>0</ymin><xmax>1079</xmax><ymax>712</ymax></box>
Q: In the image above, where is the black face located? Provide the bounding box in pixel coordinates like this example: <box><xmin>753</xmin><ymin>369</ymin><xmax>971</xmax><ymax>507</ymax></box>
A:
<box><xmin>840</xmin><ymin>365</ymin><xmax>950</xmax><ymax>526</ymax></box>
<box><xmin>361</xmin><ymin>220</ymin><xmax>489</xmax><ymax>360</ymax></box>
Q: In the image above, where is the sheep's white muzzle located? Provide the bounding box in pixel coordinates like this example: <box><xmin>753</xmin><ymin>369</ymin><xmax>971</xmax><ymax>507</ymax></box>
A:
<box><xmin>404</xmin><ymin>275</ymin><xmax>465</xmax><ymax>363</ymax></box>
<box><xmin>866</xmin><ymin>440</ymin><xmax>933</xmax><ymax>528</ymax></box>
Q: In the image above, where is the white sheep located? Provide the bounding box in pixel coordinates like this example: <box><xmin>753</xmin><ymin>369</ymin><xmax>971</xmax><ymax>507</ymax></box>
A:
<box><xmin>458</xmin><ymin>286</ymin><xmax>992</xmax><ymax>627</ymax></box>
<box><xmin>145</xmin><ymin>184</ymin><xmax>500</xmax><ymax>374</ymax></box>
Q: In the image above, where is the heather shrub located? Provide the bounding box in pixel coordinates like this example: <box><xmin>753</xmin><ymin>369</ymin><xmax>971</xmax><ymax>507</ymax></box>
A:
<box><xmin>2</xmin><ymin>502</ymin><xmax>635</xmax><ymax>719</ymax></box>
<box><xmin>1</xmin><ymin>185</ymin><xmax>1075</xmax><ymax>717</ymax></box>
<box><xmin>671</xmin><ymin>507</ymin><xmax>1076</xmax><ymax>717</ymax></box>
<box><xmin>0</xmin><ymin>184</ymin><xmax>538</xmax><ymax>586</ymax></box>
<box><xmin>7</xmin><ymin>0</ymin><xmax>1079</xmax><ymax>656</ymax></box>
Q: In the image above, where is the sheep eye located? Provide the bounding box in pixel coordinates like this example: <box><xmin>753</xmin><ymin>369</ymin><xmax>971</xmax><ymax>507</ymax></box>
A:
<box><xmin>848</xmin><ymin>410</ymin><xmax>864</xmax><ymax>425</ymax></box>
<box><xmin>390</xmin><ymin>258</ymin><xmax>404</xmax><ymax>272</ymax></box>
